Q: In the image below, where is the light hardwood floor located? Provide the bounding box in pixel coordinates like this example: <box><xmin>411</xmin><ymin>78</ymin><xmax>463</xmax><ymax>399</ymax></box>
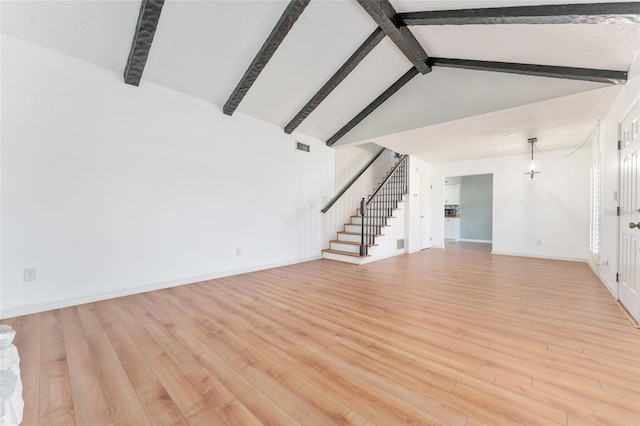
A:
<box><xmin>3</xmin><ymin>244</ymin><xmax>639</xmax><ymax>425</ymax></box>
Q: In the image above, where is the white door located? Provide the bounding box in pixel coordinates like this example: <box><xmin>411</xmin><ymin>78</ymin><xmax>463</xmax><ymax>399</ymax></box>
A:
<box><xmin>420</xmin><ymin>175</ymin><xmax>432</xmax><ymax>249</ymax></box>
<box><xmin>619</xmin><ymin>99</ymin><xmax>640</xmax><ymax>323</ymax></box>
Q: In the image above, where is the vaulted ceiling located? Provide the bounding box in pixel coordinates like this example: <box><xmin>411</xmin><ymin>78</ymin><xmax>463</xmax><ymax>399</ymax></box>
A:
<box><xmin>3</xmin><ymin>0</ymin><xmax>640</xmax><ymax>163</ymax></box>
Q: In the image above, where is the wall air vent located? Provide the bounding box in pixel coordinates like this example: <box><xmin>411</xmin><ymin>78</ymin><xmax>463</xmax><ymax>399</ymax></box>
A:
<box><xmin>397</xmin><ymin>239</ymin><xmax>405</xmax><ymax>249</ymax></box>
<box><xmin>296</xmin><ymin>142</ymin><xmax>310</xmax><ymax>152</ymax></box>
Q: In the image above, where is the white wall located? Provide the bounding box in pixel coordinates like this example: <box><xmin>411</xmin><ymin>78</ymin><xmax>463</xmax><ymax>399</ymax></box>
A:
<box><xmin>335</xmin><ymin>143</ymin><xmax>395</xmax><ymax>189</ymax></box>
<box><xmin>432</xmin><ymin>147</ymin><xmax>591</xmax><ymax>261</ymax></box>
<box><xmin>1</xmin><ymin>36</ymin><xmax>335</xmax><ymax>318</ymax></box>
<box><xmin>593</xmin><ymin>50</ymin><xmax>640</xmax><ymax>297</ymax></box>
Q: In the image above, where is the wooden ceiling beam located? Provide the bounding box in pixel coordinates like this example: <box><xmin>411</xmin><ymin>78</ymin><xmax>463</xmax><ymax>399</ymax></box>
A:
<box><xmin>285</xmin><ymin>27</ymin><xmax>386</xmax><ymax>134</ymax></box>
<box><xmin>124</xmin><ymin>0</ymin><xmax>165</xmax><ymax>86</ymax></box>
<box><xmin>223</xmin><ymin>0</ymin><xmax>311</xmax><ymax>116</ymax></box>
<box><xmin>356</xmin><ymin>0</ymin><xmax>431</xmax><ymax>74</ymax></box>
<box><xmin>430</xmin><ymin>58</ymin><xmax>628</xmax><ymax>84</ymax></box>
<box><xmin>398</xmin><ymin>2</ymin><xmax>640</xmax><ymax>26</ymax></box>
<box><xmin>326</xmin><ymin>67</ymin><xmax>419</xmax><ymax>146</ymax></box>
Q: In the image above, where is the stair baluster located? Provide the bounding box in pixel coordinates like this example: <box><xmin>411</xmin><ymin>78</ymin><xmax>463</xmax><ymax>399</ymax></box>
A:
<box><xmin>360</xmin><ymin>155</ymin><xmax>408</xmax><ymax>253</ymax></box>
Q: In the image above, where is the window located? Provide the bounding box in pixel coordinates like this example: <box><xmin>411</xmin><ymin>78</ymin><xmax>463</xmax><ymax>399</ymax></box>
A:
<box><xmin>590</xmin><ymin>156</ymin><xmax>601</xmax><ymax>256</ymax></box>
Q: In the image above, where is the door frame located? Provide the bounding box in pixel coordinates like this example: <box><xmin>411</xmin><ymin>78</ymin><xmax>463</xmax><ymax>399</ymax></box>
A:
<box><xmin>617</xmin><ymin>95</ymin><xmax>640</xmax><ymax>323</ymax></box>
<box><xmin>420</xmin><ymin>174</ymin><xmax>432</xmax><ymax>250</ymax></box>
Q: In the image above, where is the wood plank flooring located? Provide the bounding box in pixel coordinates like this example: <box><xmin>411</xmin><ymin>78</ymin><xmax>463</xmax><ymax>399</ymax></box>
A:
<box><xmin>3</xmin><ymin>243</ymin><xmax>639</xmax><ymax>425</ymax></box>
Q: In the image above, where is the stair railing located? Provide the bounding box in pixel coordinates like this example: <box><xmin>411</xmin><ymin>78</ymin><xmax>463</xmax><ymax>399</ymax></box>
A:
<box><xmin>321</xmin><ymin>147</ymin><xmax>387</xmax><ymax>213</ymax></box>
<box><xmin>360</xmin><ymin>155</ymin><xmax>408</xmax><ymax>256</ymax></box>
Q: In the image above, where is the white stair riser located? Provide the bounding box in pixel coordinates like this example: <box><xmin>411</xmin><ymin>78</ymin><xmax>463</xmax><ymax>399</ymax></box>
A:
<box><xmin>344</xmin><ymin>224</ymin><xmax>386</xmax><ymax>233</ymax></box>
<box><xmin>321</xmin><ymin>251</ymin><xmax>361</xmax><ymax>264</ymax></box>
<box><xmin>349</xmin><ymin>216</ymin><xmax>392</xmax><ymax>225</ymax></box>
<box><xmin>351</xmin><ymin>216</ymin><xmax>395</xmax><ymax>225</ymax></box>
<box><xmin>338</xmin><ymin>233</ymin><xmax>365</xmax><ymax>243</ymax></box>
<box><xmin>321</xmin><ymin>244</ymin><xmax>383</xmax><ymax>263</ymax></box>
<box><xmin>329</xmin><ymin>241</ymin><xmax>381</xmax><ymax>255</ymax></box>
<box><xmin>366</xmin><ymin>202</ymin><xmax>398</xmax><ymax>208</ymax></box>
<box><xmin>356</xmin><ymin>201</ymin><xmax>403</xmax><ymax>216</ymax></box>
<box><xmin>344</xmin><ymin>224</ymin><xmax>362</xmax><ymax>233</ymax></box>
<box><xmin>330</xmin><ymin>242</ymin><xmax>361</xmax><ymax>253</ymax></box>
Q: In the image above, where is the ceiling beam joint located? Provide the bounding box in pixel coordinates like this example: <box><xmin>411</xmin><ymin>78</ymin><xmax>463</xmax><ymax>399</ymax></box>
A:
<box><xmin>356</xmin><ymin>0</ymin><xmax>431</xmax><ymax>74</ymax></box>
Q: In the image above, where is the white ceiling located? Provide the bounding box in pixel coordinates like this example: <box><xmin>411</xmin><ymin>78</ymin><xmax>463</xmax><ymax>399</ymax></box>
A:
<box><xmin>143</xmin><ymin>0</ymin><xmax>293</xmax><ymax>107</ymax></box>
<box><xmin>412</xmin><ymin>24</ymin><xmax>640</xmax><ymax>70</ymax></box>
<box><xmin>359</xmin><ymin>85</ymin><xmax>621</xmax><ymax>163</ymax></box>
<box><xmin>332</xmin><ymin>66</ymin><xmax>610</xmax><ymax>145</ymax></box>
<box><xmin>2</xmin><ymin>0</ymin><xmax>640</xmax><ymax>164</ymax></box>
<box><xmin>1</xmin><ymin>0</ymin><xmax>139</xmax><ymax>72</ymax></box>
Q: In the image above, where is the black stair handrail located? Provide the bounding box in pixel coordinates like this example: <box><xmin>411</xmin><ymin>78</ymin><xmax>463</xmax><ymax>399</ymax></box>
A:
<box><xmin>360</xmin><ymin>155</ymin><xmax>408</xmax><ymax>255</ymax></box>
<box><xmin>321</xmin><ymin>147</ymin><xmax>387</xmax><ymax>213</ymax></box>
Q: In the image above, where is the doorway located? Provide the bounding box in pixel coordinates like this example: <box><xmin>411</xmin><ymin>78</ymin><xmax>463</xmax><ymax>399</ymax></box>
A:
<box><xmin>444</xmin><ymin>174</ymin><xmax>493</xmax><ymax>245</ymax></box>
<box><xmin>420</xmin><ymin>175</ymin><xmax>432</xmax><ymax>249</ymax></box>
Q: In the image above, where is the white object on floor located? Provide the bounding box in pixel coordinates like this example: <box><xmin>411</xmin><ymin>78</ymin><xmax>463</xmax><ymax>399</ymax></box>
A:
<box><xmin>0</xmin><ymin>325</ymin><xmax>23</xmax><ymax>426</ymax></box>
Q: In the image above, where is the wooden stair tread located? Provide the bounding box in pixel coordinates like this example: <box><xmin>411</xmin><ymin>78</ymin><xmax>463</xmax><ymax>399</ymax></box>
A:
<box><xmin>351</xmin><ymin>214</ymin><xmax>397</xmax><ymax>217</ymax></box>
<box><xmin>356</xmin><ymin>211</ymin><xmax>399</xmax><ymax>215</ymax></box>
<box><xmin>321</xmin><ymin>249</ymin><xmax>370</xmax><ymax>258</ymax></box>
<box><xmin>357</xmin><ymin>206</ymin><xmax>402</xmax><ymax>211</ymax></box>
<box><xmin>330</xmin><ymin>240</ymin><xmax>377</xmax><ymax>247</ymax></box>
<box><xmin>338</xmin><ymin>231</ymin><xmax>384</xmax><ymax>237</ymax></box>
<box><xmin>346</xmin><ymin>223</ymin><xmax>390</xmax><ymax>227</ymax></box>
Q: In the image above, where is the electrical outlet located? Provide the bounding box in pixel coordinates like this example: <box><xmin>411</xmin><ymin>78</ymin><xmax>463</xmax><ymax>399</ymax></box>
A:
<box><xmin>24</xmin><ymin>268</ymin><xmax>37</xmax><ymax>282</ymax></box>
<box><xmin>236</xmin><ymin>247</ymin><xmax>241</xmax><ymax>256</ymax></box>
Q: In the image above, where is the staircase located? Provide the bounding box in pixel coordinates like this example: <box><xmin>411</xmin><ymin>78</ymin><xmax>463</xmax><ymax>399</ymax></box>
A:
<box><xmin>322</xmin><ymin>155</ymin><xmax>408</xmax><ymax>265</ymax></box>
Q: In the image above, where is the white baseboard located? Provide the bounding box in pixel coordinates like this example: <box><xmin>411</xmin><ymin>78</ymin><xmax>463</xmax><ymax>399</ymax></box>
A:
<box><xmin>0</xmin><ymin>255</ymin><xmax>322</xmax><ymax>319</ymax></box>
<box><xmin>457</xmin><ymin>239</ymin><xmax>492</xmax><ymax>244</ymax></box>
<box><xmin>360</xmin><ymin>249</ymin><xmax>405</xmax><ymax>264</ymax></box>
<box><xmin>587</xmin><ymin>259</ymin><xmax>618</xmax><ymax>298</ymax></box>
<box><xmin>491</xmin><ymin>250</ymin><xmax>587</xmax><ymax>263</ymax></box>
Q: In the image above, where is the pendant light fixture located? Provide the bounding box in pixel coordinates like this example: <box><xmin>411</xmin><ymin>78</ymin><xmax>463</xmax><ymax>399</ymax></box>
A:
<box><xmin>525</xmin><ymin>137</ymin><xmax>540</xmax><ymax>180</ymax></box>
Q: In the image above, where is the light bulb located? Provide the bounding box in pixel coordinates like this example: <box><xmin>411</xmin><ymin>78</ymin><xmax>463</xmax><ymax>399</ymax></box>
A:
<box><xmin>525</xmin><ymin>138</ymin><xmax>540</xmax><ymax>180</ymax></box>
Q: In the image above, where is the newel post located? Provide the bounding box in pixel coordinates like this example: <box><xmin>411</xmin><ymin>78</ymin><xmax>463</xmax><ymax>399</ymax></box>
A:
<box><xmin>360</xmin><ymin>198</ymin><xmax>367</xmax><ymax>256</ymax></box>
